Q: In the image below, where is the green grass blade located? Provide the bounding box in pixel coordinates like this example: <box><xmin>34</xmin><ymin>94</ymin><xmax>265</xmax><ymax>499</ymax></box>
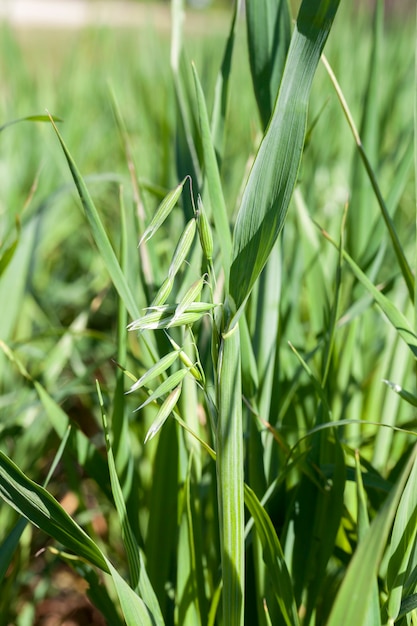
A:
<box><xmin>246</xmin><ymin>0</ymin><xmax>291</xmax><ymax>129</ymax></box>
<box><xmin>145</xmin><ymin>419</ymin><xmax>179</xmax><ymax>615</ymax></box>
<box><xmin>344</xmin><ymin>0</ymin><xmax>383</xmax><ymax>263</ymax></box>
<box><xmin>0</xmin><ymin>450</ymin><xmax>108</xmax><ymax>571</ymax></box>
<box><xmin>322</xmin><ymin>54</ymin><xmax>415</xmax><ymax>303</ymax></box>
<box><xmin>415</xmin><ymin>2</ymin><xmax>417</xmax><ymax>330</ymax></box>
<box><xmin>97</xmin><ymin>382</ymin><xmax>164</xmax><ymax>625</ymax></box>
<box><xmin>106</xmin><ymin>560</ymin><xmax>159</xmax><ymax>626</ymax></box>
<box><xmin>0</xmin><ymin>340</ymin><xmax>112</xmax><ymax>500</ymax></box>
<box><xmin>216</xmin><ymin>320</ymin><xmax>245</xmax><ymax>626</ymax></box>
<box><xmin>355</xmin><ymin>452</ymin><xmax>381</xmax><ymax>626</ymax></box>
<box><xmin>326</xmin><ymin>445</ymin><xmax>417</xmax><ymax>626</ymax></box>
<box><xmin>211</xmin><ymin>0</ymin><xmax>241</xmax><ymax>160</ymax></box>
<box><xmin>0</xmin><ymin>114</ymin><xmax>62</xmax><ymax>133</ymax></box>
<box><xmin>229</xmin><ymin>0</ymin><xmax>341</xmax><ymax>316</ymax></box>
<box><xmin>47</xmin><ymin>114</ymin><xmax>141</xmax><ymax>321</ymax></box>
<box><xmin>0</xmin><ymin>426</ymin><xmax>71</xmax><ymax>584</ymax></box>
<box><xmin>0</xmin><ymin>217</ymin><xmax>20</xmax><ymax>278</ymax></box>
<box><xmin>321</xmin><ymin>229</ymin><xmax>417</xmax><ymax>358</ymax></box>
<box><xmin>384</xmin><ymin>451</ymin><xmax>417</xmax><ymax>622</ymax></box>
<box><xmin>176</xmin><ymin>459</ymin><xmax>203</xmax><ymax>626</ymax></box>
<box><xmin>383</xmin><ymin>380</ymin><xmax>417</xmax><ymax>408</ymax></box>
<box><xmin>0</xmin><ymin>432</ymin><xmax>155</xmax><ymax>625</ymax></box>
<box><xmin>244</xmin><ymin>484</ymin><xmax>299</xmax><ymax>626</ymax></box>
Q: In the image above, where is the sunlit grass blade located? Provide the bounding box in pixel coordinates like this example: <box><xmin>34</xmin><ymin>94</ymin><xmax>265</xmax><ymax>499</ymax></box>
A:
<box><xmin>97</xmin><ymin>381</ymin><xmax>164</xmax><ymax>625</ymax></box>
<box><xmin>216</xmin><ymin>321</ymin><xmax>244</xmax><ymax>625</ymax></box>
<box><xmin>246</xmin><ymin>0</ymin><xmax>291</xmax><ymax>129</ymax></box>
<box><xmin>0</xmin><ymin>340</ymin><xmax>112</xmax><ymax>499</ymax></box>
<box><xmin>322</xmin><ymin>54</ymin><xmax>415</xmax><ymax>303</ymax></box>
<box><xmin>211</xmin><ymin>0</ymin><xmax>241</xmax><ymax>160</ymax></box>
<box><xmin>326</xmin><ymin>445</ymin><xmax>417</xmax><ymax>626</ymax></box>
<box><xmin>229</xmin><ymin>0</ymin><xmax>341</xmax><ymax>317</ymax></box>
<box><xmin>0</xmin><ymin>425</ymin><xmax>71</xmax><ymax>584</ymax></box>
<box><xmin>344</xmin><ymin>0</ymin><xmax>383</xmax><ymax>263</ymax></box>
<box><xmin>244</xmin><ymin>484</ymin><xmax>299</xmax><ymax>626</ymax></box>
<box><xmin>47</xmin><ymin>114</ymin><xmax>141</xmax><ymax>321</ymax></box>
<box><xmin>382</xmin><ymin>380</ymin><xmax>417</xmax><ymax>408</ymax></box>
<box><xmin>355</xmin><ymin>452</ymin><xmax>381</xmax><ymax>626</ymax></box>
<box><xmin>0</xmin><ymin>450</ymin><xmax>108</xmax><ymax>571</ymax></box>
<box><xmin>384</xmin><ymin>448</ymin><xmax>417</xmax><ymax>623</ymax></box>
<box><xmin>106</xmin><ymin>561</ymin><xmax>159</xmax><ymax>626</ymax></box>
<box><xmin>176</xmin><ymin>459</ymin><xmax>203</xmax><ymax>625</ymax></box>
<box><xmin>171</xmin><ymin>0</ymin><xmax>201</xmax><ymax>203</ymax></box>
<box><xmin>0</xmin><ymin>114</ymin><xmax>62</xmax><ymax>133</ymax></box>
<box><xmin>321</xmin><ymin>228</ymin><xmax>417</xmax><ymax>358</ymax></box>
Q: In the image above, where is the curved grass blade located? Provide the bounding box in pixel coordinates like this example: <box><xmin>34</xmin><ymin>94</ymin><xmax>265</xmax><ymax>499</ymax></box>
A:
<box><xmin>244</xmin><ymin>484</ymin><xmax>299</xmax><ymax>626</ymax></box>
<box><xmin>0</xmin><ymin>450</ymin><xmax>108</xmax><ymax>572</ymax></box>
<box><xmin>355</xmin><ymin>452</ymin><xmax>381</xmax><ymax>626</ymax></box>
<box><xmin>384</xmin><ymin>449</ymin><xmax>417</xmax><ymax>622</ymax></box>
<box><xmin>322</xmin><ymin>54</ymin><xmax>415</xmax><ymax>303</ymax></box>
<box><xmin>229</xmin><ymin>0</ymin><xmax>341</xmax><ymax>317</ymax></box>
<box><xmin>326</xmin><ymin>445</ymin><xmax>417</xmax><ymax>626</ymax></box>
<box><xmin>97</xmin><ymin>382</ymin><xmax>164</xmax><ymax>625</ymax></box>
<box><xmin>0</xmin><ymin>425</ymin><xmax>71</xmax><ymax>585</ymax></box>
<box><xmin>0</xmin><ymin>442</ymin><xmax>156</xmax><ymax>625</ymax></box>
<box><xmin>321</xmin><ymin>228</ymin><xmax>417</xmax><ymax>358</ymax></box>
<box><xmin>0</xmin><ymin>114</ymin><xmax>62</xmax><ymax>133</ymax></box>
<box><xmin>47</xmin><ymin>114</ymin><xmax>141</xmax><ymax>322</ymax></box>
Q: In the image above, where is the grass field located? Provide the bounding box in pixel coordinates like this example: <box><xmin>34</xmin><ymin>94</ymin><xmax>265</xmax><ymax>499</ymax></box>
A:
<box><xmin>0</xmin><ymin>1</ymin><xmax>416</xmax><ymax>624</ymax></box>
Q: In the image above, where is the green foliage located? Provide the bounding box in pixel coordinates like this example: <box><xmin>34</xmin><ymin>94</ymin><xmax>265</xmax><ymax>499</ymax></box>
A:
<box><xmin>0</xmin><ymin>1</ymin><xmax>416</xmax><ymax>625</ymax></box>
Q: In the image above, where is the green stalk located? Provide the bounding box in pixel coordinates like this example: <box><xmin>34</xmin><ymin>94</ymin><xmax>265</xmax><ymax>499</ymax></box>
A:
<box><xmin>216</xmin><ymin>315</ymin><xmax>244</xmax><ymax>626</ymax></box>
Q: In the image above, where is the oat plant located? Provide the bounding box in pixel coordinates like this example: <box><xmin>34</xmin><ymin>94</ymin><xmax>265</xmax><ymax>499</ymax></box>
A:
<box><xmin>1</xmin><ymin>0</ymin><xmax>417</xmax><ymax>625</ymax></box>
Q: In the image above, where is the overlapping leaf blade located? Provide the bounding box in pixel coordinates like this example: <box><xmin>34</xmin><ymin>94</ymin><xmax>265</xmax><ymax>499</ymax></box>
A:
<box><xmin>246</xmin><ymin>0</ymin><xmax>291</xmax><ymax>129</ymax></box>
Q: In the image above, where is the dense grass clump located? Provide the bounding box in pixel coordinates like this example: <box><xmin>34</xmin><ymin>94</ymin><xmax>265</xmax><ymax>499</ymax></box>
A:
<box><xmin>0</xmin><ymin>1</ymin><xmax>416</xmax><ymax>625</ymax></box>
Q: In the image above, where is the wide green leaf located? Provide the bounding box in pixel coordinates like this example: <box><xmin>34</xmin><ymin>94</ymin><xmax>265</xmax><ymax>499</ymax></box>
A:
<box><xmin>0</xmin><ymin>450</ymin><xmax>108</xmax><ymax>572</ymax></box>
<box><xmin>229</xmin><ymin>0</ymin><xmax>341</xmax><ymax>316</ymax></box>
